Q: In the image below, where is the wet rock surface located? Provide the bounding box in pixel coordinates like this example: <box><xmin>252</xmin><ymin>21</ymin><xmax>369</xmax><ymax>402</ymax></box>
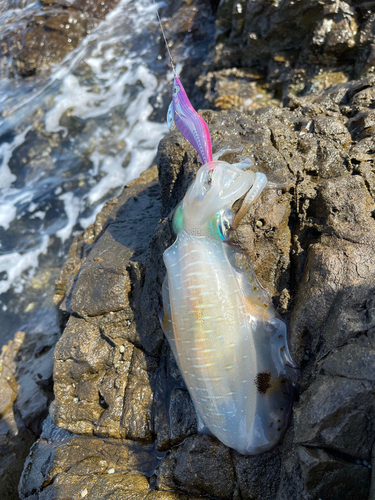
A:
<box><xmin>11</xmin><ymin>9</ymin><xmax>88</xmax><ymax>77</ymax></box>
<box><xmin>0</xmin><ymin>329</ymin><xmax>57</xmax><ymax>500</ymax></box>
<box><xmin>145</xmin><ymin>0</ymin><xmax>375</xmax><ymax>110</ymax></box>
<box><xmin>18</xmin><ymin>77</ymin><xmax>375</xmax><ymax>499</ymax></box>
<box><xmin>206</xmin><ymin>0</ymin><xmax>375</xmax><ymax>100</ymax></box>
<box><xmin>1</xmin><ymin>0</ymin><xmax>121</xmax><ymax>78</ymax></box>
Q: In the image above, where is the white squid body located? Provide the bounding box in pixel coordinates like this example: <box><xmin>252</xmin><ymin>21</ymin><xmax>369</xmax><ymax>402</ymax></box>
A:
<box><xmin>161</xmin><ymin>160</ymin><xmax>299</xmax><ymax>455</ymax></box>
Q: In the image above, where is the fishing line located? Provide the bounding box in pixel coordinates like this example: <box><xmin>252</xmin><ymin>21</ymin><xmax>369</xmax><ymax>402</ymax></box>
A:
<box><xmin>151</xmin><ymin>0</ymin><xmax>177</xmax><ymax>77</ymax></box>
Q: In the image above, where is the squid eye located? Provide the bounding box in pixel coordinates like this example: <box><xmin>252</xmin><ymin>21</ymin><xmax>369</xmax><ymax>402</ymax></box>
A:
<box><xmin>209</xmin><ymin>214</ymin><xmax>225</xmax><ymax>241</ymax></box>
<box><xmin>218</xmin><ymin>222</ymin><xmax>225</xmax><ymax>240</ymax></box>
<box><xmin>173</xmin><ymin>85</ymin><xmax>180</xmax><ymax>94</ymax></box>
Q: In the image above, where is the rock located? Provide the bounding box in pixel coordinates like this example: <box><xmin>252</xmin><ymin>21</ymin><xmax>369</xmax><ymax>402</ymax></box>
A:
<box><xmin>19</xmin><ymin>416</ymin><xmax>170</xmax><ymax>500</ymax></box>
<box><xmin>276</xmin><ymin>445</ymin><xmax>370</xmax><ymax>500</ymax></box>
<box><xmin>155</xmin><ymin>435</ymin><xmax>234</xmax><ymax>499</ymax></box>
<box><xmin>153</xmin><ymin>351</ymin><xmax>197</xmax><ymax>452</ymax></box>
<box><xmin>41</xmin><ymin>0</ymin><xmax>120</xmax><ymax>20</ymax></box>
<box><xmin>12</xmin><ymin>10</ymin><xmax>87</xmax><ymax>77</ymax></box>
<box><xmin>196</xmin><ymin>68</ymin><xmax>280</xmax><ymax>111</ymax></box>
<box><xmin>0</xmin><ymin>329</ymin><xmax>57</xmax><ymax>500</ymax></box>
<box><xmin>155</xmin><ymin>0</ymin><xmax>217</xmax><ymax>105</ymax></box>
<box><xmin>23</xmin><ymin>473</ymin><xmax>181</xmax><ymax>500</ymax></box>
<box><xmin>1</xmin><ymin>0</ymin><xmax>121</xmax><ymax>78</ymax></box>
<box><xmin>50</xmin><ymin>167</ymin><xmax>162</xmax><ymax>441</ymax></box>
<box><xmin>183</xmin><ymin>0</ymin><xmax>375</xmax><ymax>103</ymax></box>
<box><xmin>294</xmin><ymin>375</ymin><xmax>375</xmax><ymax>459</ymax></box>
<box><xmin>20</xmin><ymin>79</ymin><xmax>375</xmax><ymax>498</ymax></box>
<box><xmin>232</xmin><ymin>446</ymin><xmax>282</xmax><ymax>500</ymax></box>
<box><xmin>297</xmin><ymin>446</ymin><xmax>370</xmax><ymax>500</ymax></box>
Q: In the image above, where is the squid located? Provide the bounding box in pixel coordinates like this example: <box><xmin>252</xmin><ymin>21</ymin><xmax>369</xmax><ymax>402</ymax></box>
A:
<box><xmin>160</xmin><ymin>77</ymin><xmax>299</xmax><ymax>455</ymax></box>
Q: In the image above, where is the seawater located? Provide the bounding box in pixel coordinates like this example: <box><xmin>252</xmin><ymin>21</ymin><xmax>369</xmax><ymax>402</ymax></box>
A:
<box><xmin>0</xmin><ymin>0</ymin><xmax>174</xmax><ymax>345</ymax></box>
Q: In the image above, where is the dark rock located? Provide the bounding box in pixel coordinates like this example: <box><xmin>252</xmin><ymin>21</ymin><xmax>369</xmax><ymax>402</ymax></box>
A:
<box><xmin>169</xmin><ymin>388</ymin><xmax>197</xmax><ymax>445</ymax></box>
<box><xmin>155</xmin><ymin>435</ymin><xmax>234</xmax><ymax>499</ymax></box>
<box><xmin>320</xmin><ymin>342</ymin><xmax>375</xmax><ymax>381</ymax></box>
<box><xmin>53</xmin><ymin>195</ymin><xmax>119</xmax><ymax>311</ymax></box>
<box><xmin>153</xmin><ymin>349</ymin><xmax>196</xmax><ymax>452</ymax></box>
<box><xmin>296</xmin><ymin>446</ymin><xmax>370</xmax><ymax>500</ymax></box>
<box><xmin>19</xmin><ymin>416</ymin><xmax>167</xmax><ymax>500</ymax></box>
<box><xmin>233</xmin><ymin>446</ymin><xmax>282</xmax><ymax>500</ymax></box>
<box><xmin>50</xmin><ymin>167</ymin><xmax>162</xmax><ymax>440</ymax></box>
<box><xmin>0</xmin><ymin>330</ymin><xmax>57</xmax><ymax>500</ymax></box>
<box><xmin>294</xmin><ymin>376</ymin><xmax>375</xmax><ymax>459</ymax></box>
<box><xmin>68</xmin><ymin>263</ymin><xmax>132</xmax><ymax>317</ymax></box>
<box><xmin>203</xmin><ymin>0</ymin><xmax>375</xmax><ymax>100</ymax></box>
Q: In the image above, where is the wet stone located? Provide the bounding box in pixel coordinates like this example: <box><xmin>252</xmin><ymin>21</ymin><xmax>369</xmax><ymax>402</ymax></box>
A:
<box><xmin>67</xmin><ymin>261</ymin><xmax>132</xmax><ymax>317</ymax></box>
<box><xmin>12</xmin><ymin>11</ymin><xmax>87</xmax><ymax>77</ymax></box>
<box><xmin>209</xmin><ymin>0</ymin><xmax>375</xmax><ymax>96</ymax></box>
<box><xmin>155</xmin><ymin>434</ymin><xmax>234</xmax><ymax>500</ymax></box>
<box><xmin>297</xmin><ymin>446</ymin><xmax>370</xmax><ymax>500</ymax></box>
<box><xmin>19</xmin><ymin>416</ymin><xmax>165</xmax><ymax>499</ymax></box>
<box><xmin>232</xmin><ymin>446</ymin><xmax>282</xmax><ymax>500</ymax></box>
<box><xmin>294</xmin><ymin>375</ymin><xmax>375</xmax><ymax>460</ymax></box>
<box><xmin>2</xmin><ymin>0</ymin><xmax>122</xmax><ymax>78</ymax></box>
<box><xmin>0</xmin><ymin>330</ymin><xmax>57</xmax><ymax>500</ymax></box>
<box><xmin>169</xmin><ymin>388</ymin><xmax>197</xmax><ymax>446</ymax></box>
<box><xmin>52</xmin><ymin>293</ymin><xmax>157</xmax><ymax>441</ymax></box>
<box><xmin>41</xmin><ymin>0</ymin><xmax>120</xmax><ymax>20</ymax></box>
<box><xmin>153</xmin><ymin>350</ymin><xmax>192</xmax><ymax>452</ymax></box>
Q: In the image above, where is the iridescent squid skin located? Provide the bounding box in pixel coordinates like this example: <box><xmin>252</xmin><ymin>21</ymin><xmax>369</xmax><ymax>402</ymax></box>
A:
<box><xmin>161</xmin><ymin>78</ymin><xmax>299</xmax><ymax>455</ymax></box>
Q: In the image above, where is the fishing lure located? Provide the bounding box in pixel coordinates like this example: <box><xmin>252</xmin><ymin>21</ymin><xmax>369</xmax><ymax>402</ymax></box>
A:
<box><xmin>154</xmin><ymin>3</ymin><xmax>299</xmax><ymax>455</ymax></box>
<box><xmin>167</xmin><ymin>76</ymin><xmax>212</xmax><ymax>166</ymax></box>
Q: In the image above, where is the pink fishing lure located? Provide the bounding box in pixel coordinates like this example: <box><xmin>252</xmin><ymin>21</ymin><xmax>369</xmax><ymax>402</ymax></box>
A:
<box><xmin>167</xmin><ymin>77</ymin><xmax>213</xmax><ymax>167</ymax></box>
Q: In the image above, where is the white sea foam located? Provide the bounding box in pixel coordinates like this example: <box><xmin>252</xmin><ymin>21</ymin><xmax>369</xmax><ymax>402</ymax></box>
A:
<box><xmin>0</xmin><ymin>188</ymin><xmax>34</xmax><ymax>230</ymax></box>
<box><xmin>42</xmin><ymin>0</ymin><xmax>169</xmax><ymax>224</ymax></box>
<box><xmin>56</xmin><ymin>192</ymin><xmax>83</xmax><ymax>242</ymax></box>
<box><xmin>0</xmin><ymin>235</ymin><xmax>49</xmax><ymax>295</ymax></box>
<box><xmin>0</xmin><ymin>126</ymin><xmax>31</xmax><ymax>190</ymax></box>
<box><xmin>32</xmin><ymin>211</ymin><xmax>46</xmax><ymax>219</ymax></box>
<box><xmin>0</xmin><ymin>197</ymin><xmax>17</xmax><ymax>231</ymax></box>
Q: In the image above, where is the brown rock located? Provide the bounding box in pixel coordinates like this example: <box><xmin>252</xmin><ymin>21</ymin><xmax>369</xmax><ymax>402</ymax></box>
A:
<box><xmin>50</xmin><ymin>167</ymin><xmax>162</xmax><ymax>440</ymax></box>
<box><xmin>41</xmin><ymin>0</ymin><xmax>119</xmax><ymax>20</ymax></box>
<box><xmin>12</xmin><ymin>10</ymin><xmax>87</xmax><ymax>77</ymax></box>
<box><xmin>19</xmin><ymin>416</ymin><xmax>166</xmax><ymax>499</ymax></box>
<box><xmin>206</xmin><ymin>0</ymin><xmax>374</xmax><ymax>99</ymax></box>
<box><xmin>1</xmin><ymin>0</ymin><xmax>122</xmax><ymax>78</ymax></box>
